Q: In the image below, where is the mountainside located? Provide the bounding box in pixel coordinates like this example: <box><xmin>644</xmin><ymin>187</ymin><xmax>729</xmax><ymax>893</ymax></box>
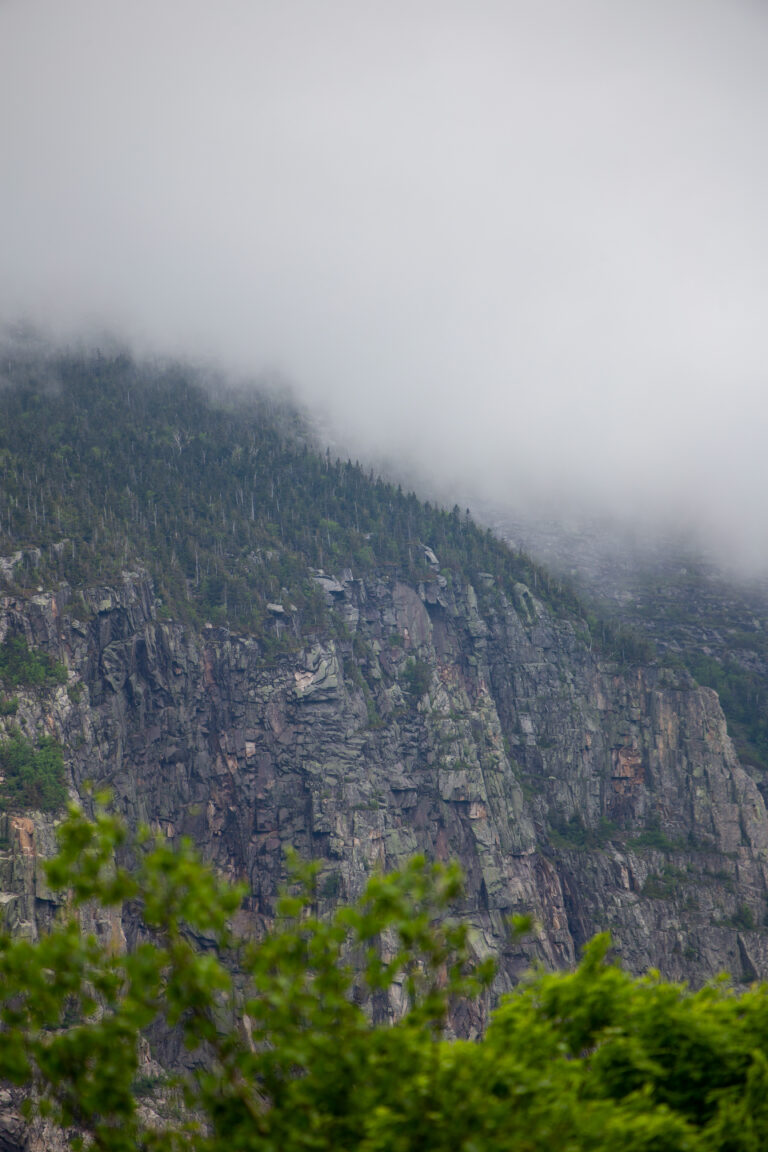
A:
<box><xmin>493</xmin><ymin>514</ymin><xmax>768</xmax><ymax>793</ymax></box>
<box><xmin>2</xmin><ymin>351</ymin><xmax>768</xmax><ymax>1053</ymax></box>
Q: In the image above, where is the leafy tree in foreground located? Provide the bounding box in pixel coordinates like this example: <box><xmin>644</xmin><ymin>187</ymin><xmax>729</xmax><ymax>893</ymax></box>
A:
<box><xmin>3</xmin><ymin>810</ymin><xmax>768</xmax><ymax>1150</ymax></box>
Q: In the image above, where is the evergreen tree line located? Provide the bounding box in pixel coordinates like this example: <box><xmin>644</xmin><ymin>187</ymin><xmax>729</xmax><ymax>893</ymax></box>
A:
<box><xmin>0</xmin><ymin>353</ymin><xmax>585</xmax><ymax>648</ymax></box>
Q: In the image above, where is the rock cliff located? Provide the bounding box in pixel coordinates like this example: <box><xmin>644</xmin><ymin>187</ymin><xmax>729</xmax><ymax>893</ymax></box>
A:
<box><xmin>3</xmin><ymin>553</ymin><xmax>768</xmax><ymax>1031</ymax></box>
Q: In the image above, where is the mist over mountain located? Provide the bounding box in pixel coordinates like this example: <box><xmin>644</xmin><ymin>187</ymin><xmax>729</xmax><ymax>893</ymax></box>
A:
<box><xmin>4</xmin><ymin>348</ymin><xmax>768</xmax><ymax>1147</ymax></box>
<box><xmin>5</xmin><ymin>8</ymin><xmax>768</xmax><ymax>1140</ymax></box>
<box><xmin>2</xmin><ymin>0</ymin><xmax>768</xmax><ymax>567</ymax></box>
<box><xmin>4</xmin><ymin>344</ymin><xmax>768</xmax><ymax>994</ymax></box>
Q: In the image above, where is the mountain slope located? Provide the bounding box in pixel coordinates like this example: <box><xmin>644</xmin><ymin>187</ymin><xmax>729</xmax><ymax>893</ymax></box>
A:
<box><xmin>492</xmin><ymin>514</ymin><xmax>768</xmax><ymax>785</ymax></box>
<box><xmin>2</xmin><ymin>351</ymin><xmax>768</xmax><ymax>1038</ymax></box>
<box><xmin>0</xmin><ymin>351</ymin><xmax>579</xmax><ymax>642</ymax></box>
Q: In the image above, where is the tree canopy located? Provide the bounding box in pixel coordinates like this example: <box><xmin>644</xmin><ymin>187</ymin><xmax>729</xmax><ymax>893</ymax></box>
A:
<box><xmin>0</xmin><ymin>352</ymin><xmax>589</xmax><ymax>652</ymax></box>
<box><xmin>3</xmin><ymin>808</ymin><xmax>768</xmax><ymax>1150</ymax></box>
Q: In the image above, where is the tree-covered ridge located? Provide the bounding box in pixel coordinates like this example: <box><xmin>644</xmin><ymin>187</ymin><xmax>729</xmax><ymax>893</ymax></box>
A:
<box><xmin>0</xmin><ymin>351</ymin><xmax>583</xmax><ymax>643</ymax></box>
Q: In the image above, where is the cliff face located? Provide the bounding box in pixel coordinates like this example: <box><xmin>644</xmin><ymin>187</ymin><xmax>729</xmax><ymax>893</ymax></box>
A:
<box><xmin>3</xmin><ymin>555</ymin><xmax>768</xmax><ymax>1021</ymax></box>
<box><xmin>492</xmin><ymin>511</ymin><xmax>768</xmax><ymax>795</ymax></box>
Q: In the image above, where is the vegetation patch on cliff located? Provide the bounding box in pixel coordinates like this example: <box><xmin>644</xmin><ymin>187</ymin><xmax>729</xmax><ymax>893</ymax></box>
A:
<box><xmin>548</xmin><ymin>812</ymin><xmax>617</xmax><ymax>850</ymax></box>
<box><xmin>0</xmin><ymin>730</ymin><xmax>67</xmax><ymax>811</ymax></box>
<box><xmin>0</xmin><ymin>633</ymin><xmax>67</xmax><ymax>689</ymax></box>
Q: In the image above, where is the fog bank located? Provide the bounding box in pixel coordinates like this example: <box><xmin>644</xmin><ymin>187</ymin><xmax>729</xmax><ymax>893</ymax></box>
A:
<box><xmin>2</xmin><ymin>1</ymin><xmax>767</xmax><ymax>565</ymax></box>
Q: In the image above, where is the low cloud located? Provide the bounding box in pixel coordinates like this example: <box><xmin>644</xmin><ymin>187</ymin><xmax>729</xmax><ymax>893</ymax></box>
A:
<box><xmin>2</xmin><ymin>1</ymin><xmax>768</xmax><ymax>565</ymax></box>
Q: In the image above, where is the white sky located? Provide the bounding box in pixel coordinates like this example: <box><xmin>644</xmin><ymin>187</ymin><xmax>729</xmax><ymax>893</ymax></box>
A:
<box><xmin>1</xmin><ymin>1</ymin><xmax>767</xmax><ymax>563</ymax></box>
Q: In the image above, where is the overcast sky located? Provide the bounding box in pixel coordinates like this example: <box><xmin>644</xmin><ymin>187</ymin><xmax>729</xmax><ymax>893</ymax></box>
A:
<box><xmin>1</xmin><ymin>1</ymin><xmax>767</xmax><ymax>564</ymax></box>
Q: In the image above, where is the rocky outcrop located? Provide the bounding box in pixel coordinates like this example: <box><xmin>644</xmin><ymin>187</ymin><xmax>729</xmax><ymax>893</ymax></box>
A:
<box><xmin>2</xmin><ymin>561</ymin><xmax>768</xmax><ymax>1028</ymax></box>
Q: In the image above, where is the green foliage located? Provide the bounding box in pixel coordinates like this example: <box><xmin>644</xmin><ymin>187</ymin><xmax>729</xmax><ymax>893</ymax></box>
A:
<box><xmin>6</xmin><ymin>811</ymin><xmax>768</xmax><ymax>1149</ymax></box>
<box><xmin>0</xmin><ymin>351</ymin><xmax>668</xmax><ymax>688</ymax></box>
<box><xmin>0</xmin><ymin>808</ymin><xmax>489</xmax><ymax>1151</ymax></box>
<box><xmin>549</xmin><ymin>812</ymin><xmax>617</xmax><ymax>850</ymax></box>
<box><xmin>641</xmin><ymin>864</ymin><xmax>686</xmax><ymax>900</ymax></box>
<box><xmin>0</xmin><ymin>633</ymin><xmax>67</xmax><ymax>689</ymax></box>
<box><xmin>319</xmin><ymin>870</ymin><xmax>342</xmax><ymax>900</ymax></box>
<box><xmin>0</xmin><ymin>731</ymin><xmax>67</xmax><ymax>811</ymax></box>
<box><xmin>628</xmin><ymin>829</ymin><xmax>678</xmax><ymax>852</ymax></box>
<box><xmin>0</xmin><ymin>696</ymin><xmax>19</xmax><ymax>717</ymax></box>
<box><xmin>67</xmin><ymin>681</ymin><xmax>84</xmax><ymax>704</ymax></box>
<box><xmin>728</xmin><ymin>904</ymin><xmax>757</xmax><ymax>931</ymax></box>
<box><xmin>584</xmin><ymin>610</ymin><xmax>657</xmax><ymax>667</ymax></box>
<box><xmin>365</xmin><ymin>694</ymin><xmax>384</xmax><ymax>730</ymax></box>
<box><xmin>685</xmin><ymin>652</ymin><xmax>768</xmax><ymax>772</ymax></box>
<box><xmin>0</xmin><ymin>351</ymin><xmax>590</xmax><ymax>642</ymax></box>
<box><xmin>402</xmin><ymin>657</ymin><xmax>432</xmax><ymax>703</ymax></box>
<box><xmin>627</xmin><ymin>818</ymin><xmax>682</xmax><ymax>853</ymax></box>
